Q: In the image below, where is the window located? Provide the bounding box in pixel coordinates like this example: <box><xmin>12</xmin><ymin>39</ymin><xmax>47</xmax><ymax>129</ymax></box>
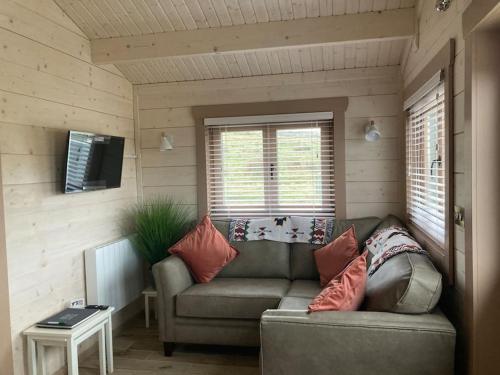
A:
<box><xmin>405</xmin><ymin>72</ymin><xmax>447</xmax><ymax>246</ymax></box>
<box><xmin>204</xmin><ymin>113</ymin><xmax>335</xmax><ymax>218</ymax></box>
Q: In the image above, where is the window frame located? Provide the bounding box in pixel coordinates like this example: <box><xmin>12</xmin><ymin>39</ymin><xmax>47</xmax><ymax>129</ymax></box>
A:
<box><xmin>206</xmin><ymin>121</ymin><xmax>335</xmax><ymax>218</ymax></box>
<box><xmin>193</xmin><ymin>97</ymin><xmax>348</xmax><ymax>220</ymax></box>
<box><xmin>403</xmin><ymin>40</ymin><xmax>455</xmax><ymax>284</ymax></box>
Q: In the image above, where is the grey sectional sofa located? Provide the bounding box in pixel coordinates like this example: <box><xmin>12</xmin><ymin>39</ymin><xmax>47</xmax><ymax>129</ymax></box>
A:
<box><xmin>153</xmin><ymin>216</ymin><xmax>456</xmax><ymax>375</ymax></box>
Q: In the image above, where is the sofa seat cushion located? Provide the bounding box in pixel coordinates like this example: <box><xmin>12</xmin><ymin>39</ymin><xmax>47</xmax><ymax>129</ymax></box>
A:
<box><xmin>176</xmin><ymin>278</ymin><xmax>290</xmax><ymax>319</ymax></box>
<box><xmin>279</xmin><ymin>297</ymin><xmax>312</xmax><ymax>310</ymax></box>
<box><xmin>286</xmin><ymin>280</ymin><xmax>322</xmax><ymax>298</ymax></box>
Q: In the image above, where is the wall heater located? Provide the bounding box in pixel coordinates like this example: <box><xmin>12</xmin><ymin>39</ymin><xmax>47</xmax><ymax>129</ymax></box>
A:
<box><xmin>85</xmin><ymin>237</ymin><xmax>144</xmax><ymax>312</ymax></box>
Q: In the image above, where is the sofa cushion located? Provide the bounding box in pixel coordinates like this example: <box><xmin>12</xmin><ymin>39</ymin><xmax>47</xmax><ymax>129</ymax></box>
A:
<box><xmin>279</xmin><ymin>297</ymin><xmax>312</xmax><ymax>310</ymax></box>
<box><xmin>212</xmin><ymin>220</ymin><xmax>290</xmax><ymax>279</ymax></box>
<box><xmin>365</xmin><ymin>252</ymin><xmax>442</xmax><ymax>314</ymax></box>
<box><xmin>290</xmin><ymin>217</ymin><xmax>381</xmax><ymax>280</ymax></box>
<box><xmin>286</xmin><ymin>280</ymin><xmax>322</xmax><ymax>298</ymax></box>
<box><xmin>176</xmin><ymin>278</ymin><xmax>290</xmax><ymax>319</ymax></box>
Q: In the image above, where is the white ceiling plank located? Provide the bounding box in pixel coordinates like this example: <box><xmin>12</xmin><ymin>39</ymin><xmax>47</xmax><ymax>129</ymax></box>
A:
<box><xmin>359</xmin><ymin>0</ymin><xmax>374</xmax><ymax>13</ymax></box>
<box><xmin>212</xmin><ymin>54</ymin><xmax>233</xmax><ymax>78</ymax></box>
<box><xmin>264</xmin><ymin>0</ymin><xmax>282</xmax><ymax>21</ymax></box>
<box><xmin>184</xmin><ymin>0</ymin><xmax>211</xmax><ymax>28</ymax></box>
<box><xmin>332</xmin><ymin>0</ymin><xmax>346</xmax><ymax>15</ymax></box>
<box><xmin>306</xmin><ymin>0</ymin><xmax>321</xmax><ymax>17</ymax></box>
<box><xmin>91</xmin><ymin>9</ymin><xmax>415</xmax><ymax>64</ymax></box>
<box><xmin>210</xmin><ymin>0</ymin><xmax>234</xmax><ymax>26</ymax></box>
<box><xmin>192</xmin><ymin>56</ymin><xmax>215</xmax><ymax>79</ymax></box>
<box><xmin>61</xmin><ymin>0</ymin><xmax>107</xmax><ymax>38</ymax></box>
<box><xmin>266</xmin><ymin>49</ymin><xmax>283</xmax><ymax>74</ymax></box>
<box><xmin>346</xmin><ymin>0</ymin><xmax>360</xmax><ymax>14</ymax></box>
<box><xmin>171</xmin><ymin>0</ymin><xmax>198</xmax><ymax>29</ymax></box>
<box><xmin>373</xmin><ymin>0</ymin><xmax>388</xmax><ymax>11</ymax></box>
<box><xmin>319</xmin><ymin>0</ymin><xmax>333</xmax><ymax>16</ymax></box>
<box><xmin>322</xmin><ymin>45</ymin><xmax>334</xmax><ymax>70</ymax></box>
<box><xmin>202</xmin><ymin>55</ymin><xmax>224</xmax><ymax>79</ymax></box>
<box><xmin>377</xmin><ymin>39</ymin><xmax>391</xmax><ymax>66</ymax></box>
<box><xmin>224</xmin><ymin>54</ymin><xmax>243</xmax><ymax>77</ymax></box>
<box><xmin>239</xmin><ymin>0</ymin><xmax>258</xmax><ymax>23</ymax></box>
<box><xmin>333</xmin><ymin>44</ymin><xmax>345</xmax><ymax>69</ymax></box>
<box><xmin>255</xmin><ymin>50</ymin><xmax>272</xmax><ymax>75</ymax></box>
<box><xmin>244</xmin><ymin>52</ymin><xmax>263</xmax><ymax>75</ymax></box>
<box><xmin>387</xmin><ymin>0</ymin><xmax>402</xmax><ymax>9</ymax></box>
<box><xmin>196</xmin><ymin>0</ymin><xmax>222</xmax><ymax>27</ymax></box>
<box><xmin>79</xmin><ymin>0</ymin><xmax>120</xmax><ymax>37</ymax></box>
<box><xmin>173</xmin><ymin>57</ymin><xmax>196</xmax><ymax>80</ymax></box>
<box><xmin>144</xmin><ymin>0</ymin><xmax>176</xmax><ymax>31</ymax></box>
<box><xmin>252</xmin><ymin>0</ymin><xmax>271</xmax><ymax>22</ymax></box>
<box><xmin>292</xmin><ymin>0</ymin><xmax>307</xmax><ymax>18</ymax></box>
<box><xmin>157</xmin><ymin>0</ymin><xmax>188</xmax><ymax>30</ymax></box>
<box><xmin>288</xmin><ymin>48</ymin><xmax>303</xmax><ymax>72</ymax></box>
<box><xmin>225</xmin><ymin>0</ymin><xmax>246</xmax><ymax>25</ymax></box>
<box><xmin>344</xmin><ymin>44</ymin><xmax>356</xmax><ymax>68</ymax></box>
<box><xmin>181</xmin><ymin>56</ymin><xmax>205</xmax><ymax>80</ymax></box>
<box><xmin>278</xmin><ymin>0</ymin><xmax>294</xmax><ymax>20</ymax></box>
<box><xmin>234</xmin><ymin>54</ymin><xmax>253</xmax><ymax>76</ymax></box>
<box><xmin>310</xmin><ymin>45</ymin><xmax>324</xmax><ymax>71</ymax></box>
<box><xmin>277</xmin><ymin>49</ymin><xmax>292</xmax><ymax>73</ymax></box>
<box><xmin>298</xmin><ymin>47</ymin><xmax>313</xmax><ymax>72</ymax></box>
<box><xmin>118</xmin><ymin>0</ymin><xmax>155</xmax><ymax>35</ymax></box>
<box><xmin>366</xmin><ymin>41</ymin><xmax>381</xmax><ymax>66</ymax></box>
<box><xmin>163</xmin><ymin>58</ymin><xmax>187</xmax><ymax>81</ymax></box>
<box><xmin>355</xmin><ymin>42</ymin><xmax>368</xmax><ymax>67</ymax></box>
<box><xmin>134</xmin><ymin>0</ymin><xmax>166</xmax><ymax>33</ymax></box>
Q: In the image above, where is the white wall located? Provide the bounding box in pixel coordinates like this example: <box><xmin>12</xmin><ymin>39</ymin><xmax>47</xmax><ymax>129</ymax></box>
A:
<box><xmin>0</xmin><ymin>0</ymin><xmax>137</xmax><ymax>373</ymax></box>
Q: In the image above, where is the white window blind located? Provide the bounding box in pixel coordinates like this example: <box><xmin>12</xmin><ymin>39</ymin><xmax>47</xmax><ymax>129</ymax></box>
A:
<box><xmin>406</xmin><ymin>78</ymin><xmax>446</xmax><ymax>246</ymax></box>
<box><xmin>205</xmin><ymin>116</ymin><xmax>335</xmax><ymax>218</ymax></box>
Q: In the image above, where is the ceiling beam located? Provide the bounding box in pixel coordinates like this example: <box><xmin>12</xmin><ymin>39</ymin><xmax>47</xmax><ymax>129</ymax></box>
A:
<box><xmin>91</xmin><ymin>8</ymin><xmax>415</xmax><ymax>65</ymax></box>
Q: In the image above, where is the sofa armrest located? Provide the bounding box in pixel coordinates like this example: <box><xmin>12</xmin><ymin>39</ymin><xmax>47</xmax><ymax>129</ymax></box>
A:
<box><xmin>260</xmin><ymin>309</ymin><xmax>455</xmax><ymax>375</ymax></box>
<box><xmin>152</xmin><ymin>255</ymin><xmax>194</xmax><ymax>342</ymax></box>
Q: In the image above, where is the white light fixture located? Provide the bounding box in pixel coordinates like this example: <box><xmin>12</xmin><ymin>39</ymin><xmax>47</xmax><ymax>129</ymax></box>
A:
<box><xmin>365</xmin><ymin>120</ymin><xmax>381</xmax><ymax>142</ymax></box>
<box><xmin>160</xmin><ymin>133</ymin><xmax>173</xmax><ymax>151</ymax></box>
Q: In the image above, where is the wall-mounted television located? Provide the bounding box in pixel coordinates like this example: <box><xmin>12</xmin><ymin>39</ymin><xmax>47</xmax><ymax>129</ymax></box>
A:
<box><xmin>63</xmin><ymin>131</ymin><xmax>125</xmax><ymax>194</ymax></box>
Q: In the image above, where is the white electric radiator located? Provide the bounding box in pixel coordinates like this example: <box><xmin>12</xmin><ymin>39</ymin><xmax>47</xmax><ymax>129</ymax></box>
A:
<box><xmin>85</xmin><ymin>237</ymin><xmax>144</xmax><ymax>312</ymax></box>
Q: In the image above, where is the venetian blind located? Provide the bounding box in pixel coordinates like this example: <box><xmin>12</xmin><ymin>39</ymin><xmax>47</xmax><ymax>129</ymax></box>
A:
<box><xmin>205</xmin><ymin>114</ymin><xmax>335</xmax><ymax>218</ymax></box>
<box><xmin>406</xmin><ymin>77</ymin><xmax>446</xmax><ymax>246</ymax></box>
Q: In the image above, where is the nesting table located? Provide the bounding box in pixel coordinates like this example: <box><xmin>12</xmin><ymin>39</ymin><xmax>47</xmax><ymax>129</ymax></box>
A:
<box><xmin>23</xmin><ymin>307</ymin><xmax>115</xmax><ymax>375</ymax></box>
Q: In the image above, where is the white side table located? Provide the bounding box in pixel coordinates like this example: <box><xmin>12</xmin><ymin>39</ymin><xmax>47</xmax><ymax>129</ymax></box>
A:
<box><xmin>142</xmin><ymin>287</ymin><xmax>157</xmax><ymax>328</ymax></box>
<box><xmin>23</xmin><ymin>307</ymin><xmax>115</xmax><ymax>375</ymax></box>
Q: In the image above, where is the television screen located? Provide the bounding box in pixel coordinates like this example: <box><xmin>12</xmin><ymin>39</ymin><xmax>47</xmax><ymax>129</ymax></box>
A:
<box><xmin>63</xmin><ymin>131</ymin><xmax>125</xmax><ymax>194</ymax></box>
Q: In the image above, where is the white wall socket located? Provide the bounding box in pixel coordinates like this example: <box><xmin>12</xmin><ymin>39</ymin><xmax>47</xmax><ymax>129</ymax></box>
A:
<box><xmin>69</xmin><ymin>298</ymin><xmax>85</xmax><ymax>308</ymax></box>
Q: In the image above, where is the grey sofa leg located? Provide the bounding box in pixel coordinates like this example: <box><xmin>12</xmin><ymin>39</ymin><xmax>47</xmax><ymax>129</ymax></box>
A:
<box><xmin>163</xmin><ymin>342</ymin><xmax>174</xmax><ymax>356</ymax></box>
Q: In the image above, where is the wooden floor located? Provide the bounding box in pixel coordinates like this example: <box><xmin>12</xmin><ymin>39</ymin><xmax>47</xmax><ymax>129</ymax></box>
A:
<box><xmin>79</xmin><ymin>316</ymin><xmax>260</xmax><ymax>374</ymax></box>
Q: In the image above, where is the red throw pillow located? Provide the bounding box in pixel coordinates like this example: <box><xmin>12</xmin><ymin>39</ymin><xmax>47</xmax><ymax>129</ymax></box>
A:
<box><xmin>169</xmin><ymin>216</ymin><xmax>238</xmax><ymax>283</ymax></box>
<box><xmin>308</xmin><ymin>251</ymin><xmax>368</xmax><ymax>312</ymax></box>
<box><xmin>314</xmin><ymin>225</ymin><xmax>359</xmax><ymax>286</ymax></box>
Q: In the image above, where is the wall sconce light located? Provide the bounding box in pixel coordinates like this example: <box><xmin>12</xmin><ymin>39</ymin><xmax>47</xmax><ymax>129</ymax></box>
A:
<box><xmin>160</xmin><ymin>133</ymin><xmax>174</xmax><ymax>151</ymax></box>
<box><xmin>365</xmin><ymin>120</ymin><xmax>381</xmax><ymax>142</ymax></box>
<box><xmin>435</xmin><ymin>0</ymin><xmax>451</xmax><ymax>12</ymax></box>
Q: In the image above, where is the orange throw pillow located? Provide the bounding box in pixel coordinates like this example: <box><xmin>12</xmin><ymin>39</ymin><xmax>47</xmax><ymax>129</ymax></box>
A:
<box><xmin>314</xmin><ymin>225</ymin><xmax>359</xmax><ymax>287</ymax></box>
<box><xmin>169</xmin><ymin>216</ymin><xmax>238</xmax><ymax>283</ymax></box>
<box><xmin>308</xmin><ymin>251</ymin><xmax>368</xmax><ymax>312</ymax></box>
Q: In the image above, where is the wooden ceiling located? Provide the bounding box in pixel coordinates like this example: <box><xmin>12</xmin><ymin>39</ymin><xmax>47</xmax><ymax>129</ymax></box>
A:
<box><xmin>54</xmin><ymin>0</ymin><xmax>416</xmax><ymax>84</ymax></box>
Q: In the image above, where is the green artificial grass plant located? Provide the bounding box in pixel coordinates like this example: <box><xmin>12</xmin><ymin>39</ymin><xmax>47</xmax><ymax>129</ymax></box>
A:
<box><xmin>128</xmin><ymin>197</ymin><xmax>192</xmax><ymax>266</ymax></box>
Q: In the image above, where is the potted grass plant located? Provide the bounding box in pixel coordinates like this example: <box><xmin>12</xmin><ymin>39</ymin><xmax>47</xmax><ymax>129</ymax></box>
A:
<box><xmin>127</xmin><ymin>196</ymin><xmax>193</xmax><ymax>286</ymax></box>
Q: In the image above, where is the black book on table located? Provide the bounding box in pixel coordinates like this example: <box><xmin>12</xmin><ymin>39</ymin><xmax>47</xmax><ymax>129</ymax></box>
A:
<box><xmin>36</xmin><ymin>308</ymin><xmax>99</xmax><ymax>329</ymax></box>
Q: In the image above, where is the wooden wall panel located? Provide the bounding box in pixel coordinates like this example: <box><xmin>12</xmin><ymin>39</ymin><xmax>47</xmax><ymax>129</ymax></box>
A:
<box><xmin>0</xmin><ymin>1</ymin><xmax>137</xmax><ymax>374</ymax></box>
<box><xmin>135</xmin><ymin>67</ymin><xmax>404</xmax><ymax>220</ymax></box>
<box><xmin>402</xmin><ymin>0</ymin><xmax>470</xmax><ymax>371</ymax></box>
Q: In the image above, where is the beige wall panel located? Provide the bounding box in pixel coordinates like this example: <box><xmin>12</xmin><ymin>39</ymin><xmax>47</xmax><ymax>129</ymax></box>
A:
<box><xmin>143</xmin><ymin>186</ymin><xmax>198</xmax><ymax>204</ymax></box>
<box><xmin>454</xmin><ymin>92</ymin><xmax>465</xmax><ymax>133</ymax></box>
<box><xmin>0</xmin><ymin>60</ymin><xmax>133</xmax><ymax>118</ymax></box>
<box><xmin>346</xmin><ymin>160</ymin><xmax>402</xmax><ymax>182</ymax></box>
<box><xmin>347</xmin><ymin>202</ymin><xmax>402</xmax><ymax>218</ymax></box>
<box><xmin>139</xmin><ymin>107</ymin><xmax>196</xmax><ymax>129</ymax></box>
<box><xmin>345</xmin><ymin>116</ymin><xmax>401</xmax><ymax>139</ymax></box>
<box><xmin>141</xmin><ymin>148</ymin><xmax>197</xmax><ymax>168</ymax></box>
<box><xmin>0</xmin><ymin>2</ymin><xmax>137</xmax><ymax>374</ymax></box>
<box><xmin>454</xmin><ymin>132</ymin><xmax>465</xmax><ymax>174</ymax></box>
<box><xmin>0</xmin><ymin>92</ymin><xmax>134</xmax><ymax>139</ymax></box>
<box><xmin>0</xmin><ymin>29</ymin><xmax>132</xmax><ymax>100</ymax></box>
<box><xmin>142</xmin><ymin>166</ymin><xmax>197</xmax><ymax>187</ymax></box>
<box><xmin>346</xmin><ymin>181</ymin><xmax>401</xmax><ymax>203</ymax></box>
<box><xmin>140</xmin><ymin>127</ymin><xmax>196</xmax><ymax>148</ymax></box>
<box><xmin>346</xmin><ymin>138</ymin><xmax>401</xmax><ymax>160</ymax></box>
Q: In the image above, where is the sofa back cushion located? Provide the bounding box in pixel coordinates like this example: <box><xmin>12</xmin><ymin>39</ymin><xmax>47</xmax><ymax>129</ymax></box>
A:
<box><xmin>365</xmin><ymin>252</ymin><xmax>442</xmax><ymax>314</ymax></box>
<box><xmin>290</xmin><ymin>217</ymin><xmax>381</xmax><ymax>280</ymax></box>
<box><xmin>212</xmin><ymin>220</ymin><xmax>290</xmax><ymax>278</ymax></box>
